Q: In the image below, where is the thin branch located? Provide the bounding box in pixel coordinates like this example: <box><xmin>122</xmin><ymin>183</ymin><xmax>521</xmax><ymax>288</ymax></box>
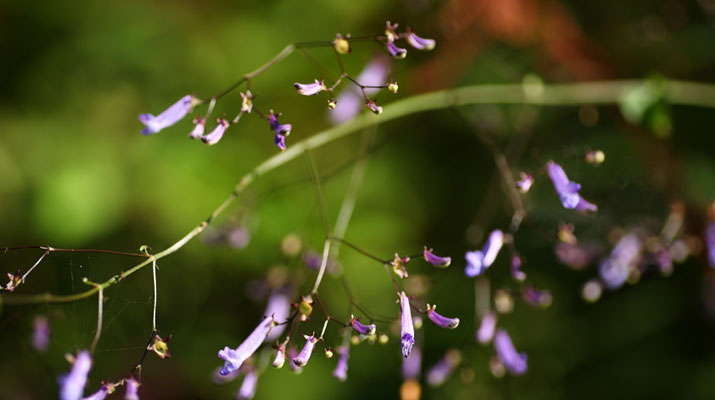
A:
<box><xmin>89</xmin><ymin>285</ymin><xmax>104</xmax><ymax>353</ymax></box>
<box><xmin>151</xmin><ymin>258</ymin><xmax>158</xmax><ymax>331</ymax></box>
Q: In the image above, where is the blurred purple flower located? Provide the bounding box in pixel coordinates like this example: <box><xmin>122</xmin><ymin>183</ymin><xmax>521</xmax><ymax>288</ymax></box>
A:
<box><xmin>521</xmin><ymin>285</ymin><xmax>552</xmax><ymax>307</ymax></box>
<box><xmin>465</xmin><ymin>230</ymin><xmax>504</xmax><ymax>277</ymax></box>
<box><xmin>515</xmin><ymin>172</ymin><xmax>534</xmax><ymax>193</ymax></box>
<box><xmin>83</xmin><ymin>383</ymin><xmax>112</xmax><ymax>400</ymax></box>
<box><xmin>426</xmin><ymin>350</ymin><xmax>461</xmax><ymax>387</ymax></box>
<box><xmin>475</xmin><ymin>310</ymin><xmax>497</xmax><ymax>344</ymax></box>
<box><xmin>332</xmin><ymin>345</ymin><xmax>349</xmax><ymax>382</ymax></box>
<box><xmin>546</xmin><ymin>161</ymin><xmax>597</xmax><ymax>212</ymax></box>
<box><xmin>330</xmin><ymin>56</ymin><xmax>390</xmax><ymax>125</ymax></box>
<box><xmin>201</xmin><ymin>118</ymin><xmax>229</xmax><ymax>146</ymax></box>
<box><xmin>350</xmin><ymin>315</ymin><xmax>376</xmax><ymax>336</ymax></box>
<box><xmin>263</xmin><ymin>290</ymin><xmax>290</xmax><ymax>343</ymax></box>
<box><xmin>599</xmin><ymin>233</ymin><xmax>641</xmax><ymax>290</ymax></box>
<box><xmin>32</xmin><ymin>315</ymin><xmax>50</xmax><ymax>352</ymax></box>
<box><xmin>293</xmin><ymin>334</ymin><xmax>318</xmax><ymax>367</ymax></box>
<box><xmin>494</xmin><ymin>330</ymin><xmax>527</xmax><ymax>375</ymax></box>
<box><xmin>399</xmin><ymin>292</ymin><xmax>415</xmax><ymax>358</ymax></box>
<box><xmin>365</xmin><ymin>99</ymin><xmax>383</xmax><ymax>115</ymax></box>
<box><xmin>555</xmin><ymin>242</ymin><xmax>592</xmax><ymax>270</ymax></box>
<box><xmin>294</xmin><ymin>79</ymin><xmax>326</xmax><ymax>96</ymax></box>
<box><xmin>236</xmin><ymin>369</ymin><xmax>258</xmax><ymax>400</ymax></box>
<box><xmin>288</xmin><ymin>347</ymin><xmax>303</xmax><ymax>374</ymax></box>
<box><xmin>386</xmin><ymin>41</ymin><xmax>407</xmax><ymax>59</ymax></box>
<box><xmin>189</xmin><ymin>117</ymin><xmax>206</xmax><ymax>139</ymax></box>
<box><xmin>124</xmin><ymin>377</ymin><xmax>140</xmax><ymax>400</ymax></box>
<box><xmin>139</xmin><ymin>95</ymin><xmax>195</xmax><ymax>135</ymax></box>
<box><xmin>401</xmin><ymin>346</ymin><xmax>422</xmax><ymax>380</ymax></box>
<box><xmin>425</xmin><ymin>304</ymin><xmax>460</xmax><ymax>329</ymax></box>
<box><xmin>218</xmin><ymin>315</ymin><xmax>274</xmax><ymax>376</ymax></box>
<box><xmin>405</xmin><ymin>30</ymin><xmax>436</xmax><ymax>51</ymax></box>
<box><xmin>511</xmin><ymin>254</ymin><xmax>526</xmax><ymax>281</ymax></box>
<box><xmin>423</xmin><ymin>247</ymin><xmax>451</xmax><ymax>268</ymax></box>
<box><xmin>706</xmin><ymin>222</ymin><xmax>715</xmax><ymax>268</ymax></box>
<box><xmin>228</xmin><ymin>227</ymin><xmax>250</xmax><ymax>250</ymax></box>
<box><xmin>59</xmin><ymin>350</ymin><xmax>92</xmax><ymax>400</ymax></box>
<box><xmin>272</xmin><ymin>345</ymin><xmax>286</xmax><ymax>369</ymax></box>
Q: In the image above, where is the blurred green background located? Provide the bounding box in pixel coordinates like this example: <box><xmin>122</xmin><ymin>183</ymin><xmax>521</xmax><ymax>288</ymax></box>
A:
<box><xmin>2</xmin><ymin>0</ymin><xmax>715</xmax><ymax>399</ymax></box>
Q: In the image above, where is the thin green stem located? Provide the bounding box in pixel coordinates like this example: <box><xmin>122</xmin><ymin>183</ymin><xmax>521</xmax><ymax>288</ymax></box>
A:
<box><xmin>90</xmin><ymin>285</ymin><xmax>103</xmax><ymax>353</ymax></box>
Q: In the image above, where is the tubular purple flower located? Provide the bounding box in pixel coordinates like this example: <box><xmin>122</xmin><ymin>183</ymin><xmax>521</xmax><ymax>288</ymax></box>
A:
<box><xmin>706</xmin><ymin>222</ymin><xmax>715</xmax><ymax>268</ymax></box>
<box><xmin>201</xmin><ymin>118</ymin><xmax>229</xmax><ymax>146</ymax></box>
<box><xmin>426</xmin><ymin>350</ymin><xmax>461</xmax><ymax>387</ymax></box>
<box><xmin>405</xmin><ymin>30</ymin><xmax>436</xmax><ymax>51</ymax></box>
<box><xmin>350</xmin><ymin>315</ymin><xmax>376</xmax><ymax>336</ymax></box>
<box><xmin>59</xmin><ymin>350</ymin><xmax>92</xmax><ymax>400</ymax></box>
<box><xmin>189</xmin><ymin>117</ymin><xmax>206</xmax><ymax>139</ymax></box>
<box><xmin>332</xmin><ymin>345</ymin><xmax>349</xmax><ymax>382</ymax></box>
<box><xmin>465</xmin><ymin>230</ymin><xmax>504</xmax><ymax>277</ymax></box>
<box><xmin>546</xmin><ymin>161</ymin><xmax>597</xmax><ymax>212</ymax></box>
<box><xmin>124</xmin><ymin>377</ymin><xmax>140</xmax><ymax>400</ymax></box>
<box><xmin>515</xmin><ymin>172</ymin><xmax>534</xmax><ymax>193</ymax></box>
<box><xmin>288</xmin><ymin>347</ymin><xmax>303</xmax><ymax>373</ymax></box>
<box><xmin>475</xmin><ymin>310</ymin><xmax>497</xmax><ymax>344</ymax></box>
<box><xmin>272</xmin><ymin>344</ymin><xmax>286</xmax><ymax>369</ymax></box>
<box><xmin>274</xmin><ymin>134</ymin><xmax>286</xmax><ymax>152</ymax></box>
<box><xmin>32</xmin><ymin>315</ymin><xmax>50</xmax><ymax>352</ymax></box>
<box><xmin>401</xmin><ymin>346</ymin><xmax>421</xmax><ymax>380</ymax></box>
<box><xmin>423</xmin><ymin>247</ymin><xmax>451</xmax><ymax>268</ymax></box>
<box><xmin>386</xmin><ymin>41</ymin><xmax>407</xmax><ymax>59</ymax></box>
<box><xmin>268</xmin><ymin>112</ymin><xmax>292</xmax><ymax>136</ymax></box>
<box><xmin>399</xmin><ymin>292</ymin><xmax>415</xmax><ymax>358</ymax></box>
<box><xmin>139</xmin><ymin>95</ymin><xmax>195</xmax><ymax>135</ymax></box>
<box><xmin>83</xmin><ymin>383</ymin><xmax>112</xmax><ymax>400</ymax></box>
<box><xmin>218</xmin><ymin>315</ymin><xmax>274</xmax><ymax>376</ymax></box>
<box><xmin>494</xmin><ymin>330</ymin><xmax>527</xmax><ymax>375</ymax></box>
<box><xmin>294</xmin><ymin>79</ymin><xmax>327</xmax><ymax>96</ymax></box>
<box><xmin>425</xmin><ymin>304</ymin><xmax>460</xmax><ymax>329</ymax></box>
<box><xmin>293</xmin><ymin>334</ymin><xmax>318</xmax><ymax>367</ymax></box>
<box><xmin>264</xmin><ymin>290</ymin><xmax>291</xmax><ymax>343</ymax></box>
<box><xmin>236</xmin><ymin>370</ymin><xmax>258</xmax><ymax>400</ymax></box>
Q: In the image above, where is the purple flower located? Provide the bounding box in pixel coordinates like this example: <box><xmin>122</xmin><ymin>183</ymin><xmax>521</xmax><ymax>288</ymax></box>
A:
<box><xmin>706</xmin><ymin>222</ymin><xmax>715</xmax><ymax>268</ymax></box>
<box><xmin>274</xmin><ymin>134</ymin><xmax>286</xmax><ymax>152</ymax></box>
<box><xmin>236</xmin><ymin>369</ymin><xmax>258</xmax><ymax>400</ymax></box>
<box><xmin>302</xmin><ymin>249</ymin><xmax>322</xmax><ymax>270</ymax></box>
<box><xmin>332</xmin><ymin>345</ymin><xmax>349</xmax><ymax>382</ymax></box>
<box><xmin>288</xmin><ymin>347</ymin><xmax>303</xmax><ymax>373</ymax></box>
<box><xmin>272</xmin><ymin>344</ymin><xmax>286</xmax><ymax>369</ymax></box>
<box><xmin>294</xmin><ymin>79</ymin><xmax>327</xmax><ymax>96</ymax></box>
<box><xmin>426</xmin><ymin>350</ymin><xmax>461</xmax><ymax>387</ymax></box>
<box><xmin>465</xmin><ymin>230</ymin><xmax>504</xmax><ymax>277</ymax></box>
<box><xmin>330</xmin><ymin>56</ymin><xmax>390</xmax><ymax>124</ymax></box>
<box><xmin>263</xmin><ymin>290</ymin><xmax>291</xmax><ymax>343</ymax></box>
<box><xmin>32</xmin><ymin>315</ymin><xmax>50</xmax><ymax>352</ymax></box>
<box><xmin>268</xmin><ymin>111</ymin><xmax>292</xmax><ymax>151</ymax></box>
<box><xmin>555</xmin><ymin>242</ymin><xmax>592</xmax><ymax>270</ymax></box>
<box><xmin>399</xmin><ymin>292</ymin><xmax>415</xmax><ymax>358</ymax></box>
<box><xmin>405</xmin><ymin>30</ymin><xmax>436</xmax><ymax>51</ymax></box>
<box><xmin>494</xmin><ymin>330</ymin><xmax>527</xmax><ymax>375</ymax></box>
<box><xmin>293</xmin><ymin>334</ymin><xmax>318</xmax><ymax>367</ymax></box>
<box><xmin>599</xmin><ymin>233</ymin><xmax>641</xmax><ymax>289</ymax></box>
<box><xmin>59</xmin><ymin>350</ymin><xmax>92</xmax><ymax>400</ymax></box>
<box><xmin>521</xmin><ymin>285</ymin><xmax>552</xmax><ymax>308</ymax></box>
<box><xmin>189</xmin><ymin>116</ymin><xmax>206</xmax><ymax>140</ymax></box>
<box><xmin>218</xmin><ymin>315</ymin><xmax>274</xmax><ymax>376</ymax></box>
<box><xmin>546</xmin><ymin>161</ymin><xmax>598</xmax><ymax>212</ymax></box>
<box><xmin>201</xmin><ymin>118</ymin><xmax>229</xmax><ymax>146</ymax></box>
<box><xmin>386</xmin><ymin>41</ymin><xmax>407</xmax><ymax>59</ymax></box>
<box><xmin>515</xmin><ymin>172</ymin><xmax>534</xmax><ymax>193</ymax></box>
<box><xmin>423</xmin><ymin>247</ymin><xmax>451</xmax><ymax>268</ymax></box>
<box><xmin>511</xmin><ymin>254</ymin><xmax>526</xmax><ymax>281</ymax></box>
<box><xmin>475</xmin><ymin>311</ymin><xmax>497</xmax><ymax>344</ymax></box>
<box><xmin>124</xmin><ymin>377</ymin><xmax>140</xmax><ymax>400</ymax></box>
<box><xmin>401</xmin><ymin>346</ymin><xmax>422</xmax><ymax>380</ymax></box>
<box><xmin>425</xmin><ymin>304</ymin><xmax>460</xmax><ymax>329</ymax></box>
<box><xmin>350</xmin><ymin>315</ymin><xmax>376</xmax><ymax>336</ymax></box>
<box><xmin>366</xmin><ymin>99</ymin><xmax>383</xmax><ymax>115</ymax></box>
<box><xmin>83</xmin><ymin>383</ymin><xmax>113</xmax><ymax>400</ymax></box>
<box><xmin>138</xmin><ymin>95</ymin><xmax>195</xmax><ymax>135</ymax></box>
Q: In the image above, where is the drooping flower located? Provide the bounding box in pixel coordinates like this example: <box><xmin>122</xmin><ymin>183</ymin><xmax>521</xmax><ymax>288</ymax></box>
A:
<box><xmin>521</xmin><ymin>285</ymin><xmax>552</xmax><ymax>308</ymax></box>
<box><xmin>405</xmin><ymin>30</ymin><xmax>436</xmax><ymax>51</ymax></box>
<box><xmin>426</xmin><ymin>350</ymin><xmax>461</xmax><ymax>387</ymax></box>
<box><xmin>332</xmin><ymin>345</ymin><xmax>349</xmax><ymax>382</ymax></box>
<box><xmin>263</xmin><ymin>290</ymin><xmax>291</xmax><ymax>343</ymax></box>
<box><xmin>475</xmin><ymin>310</ymin><xmax>497</xmax><ymax>344</ymax></box>
<box><xmin>401</xmin><ymin>346</ymin><xmax>421</xmax><ymax>380</ymax></box>
<box><xmin>599</xmin><ymin>233</ymin><xmax>641</xmax><ymax>289</ymax></box>
<box><xmin>3</xmin><ymin>270</ymin><xmax>21</xmax><ymax>292</ymax></box>
<box><xmin>274</xmin><ymin>134</ymin><xmax>286</xmax><ymax>152</ymax></box>
<box><xmin>386</xmin><ymin>41</ymin><xmax>407</xmax><ymax>59</ymax></box>
<box><xmin>423</xmin><ymin>247</ymin><xmax>451</xmax><ymax>268</ymax></box>
<box><xmin>330</xmin><ymin>56</ymin><xmax>390</xmax><ymax>124</ymax></box>
<box><xmin>294</xmin><ymin>79</ymin><xmax>327</xmax><ymax>96</ymax></box>
<box><xmin>366</xmin><ymin>99</ymin><xmax>383</xmax><ymax>115</ymax></box>
<box><xmin>425</xmin><ymin>304</ymin><xmax>460</xmax><ymax>329</ymax></box>
<box><xmin>399</xmin><ymin>292</ymin><xmax>415</xmax><ymax>358</ymax></box>
<box><xmin>350</xmin><ymin>315</ymin><xmax>376</xmax><ymax>336</ymax></box>
<box><xmin>138</xmin><ymin>95</ymin><xmax>196</xmax><ymax>135</ymax></box>
<box><xmin>32</xmin><ymin>315</ymin><xmax>50</xmax><ymax>352</ymax></box>
<box><xmin>546</xmin><ymin>161</ymin><xmax>597</xmax><ymax>212</ymax></box>
<box><xmin>465</xmin><ymin>230</ymin><xmax>504</xmax><ymax>277</ymax></box>
<box><xmin>58</xmin><ymin>350</ymin><xmax>92</xmax><ymax>400</ymax></box>
<box><xmin>218</xmin><ymin>315</ymin><xmax>274</xmax><ymax>376</ymax></box>
<box><xmin>515</xmin><ymin>172</ymin><xmax>534</xmax><ymax>193</ymax></box>
<box><xmin>493</xmin><ymin>329</ymin><xmax>527</xmax><ymax>375</ymax></box>
<box><xmin>201</xmin><ymin>118</ymin><xmax>229</xmax><ymax>146</ymax></box>
<box><xmin>272</xmin><ymin>343</ymin><xmax>286</xmax><ymax>369</ymax></box>
<box><xmin>268</xmin><ymin>111</ymin><xmax>292</xmax><ymax>152</ymax></box>
<box><xmin>288</xmin><ymin>347</ymin><xmax>303</xmax><ymax>374</ymax></box>
<box><xmin>236</xmin><ymin>369</ymin><xmax>258</xmax><ymax>400</ymax></box>
<box><xmin>124</xmin><ymin>376</ymin><xmax>140</xmax><ymax>400</ymax></box>
<box><xmin>189</xmin><ymin>117</ymin><xmax>206</xmax><ymax>139</ymax></box>
<box><xmin>292</xmin><ymin>334</ymin><xmax>318</xmax><ymax>367</ymax></box>
<box><xmin>83</xmin><ymin>383</ymin><xmax>115</xmax><ymax>400</ymax></box>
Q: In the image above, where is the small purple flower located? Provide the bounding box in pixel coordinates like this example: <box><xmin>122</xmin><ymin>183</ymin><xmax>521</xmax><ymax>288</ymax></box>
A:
<box><xmin>302</xmin><ymin>249</ymin><xmax>322</xmax><ymax>271</ymax></box>
<box><xmin>465</xmin><ymin>230</ymin><xmax>504</xmax><ymax>277</ymax></box>
<box><xmin>236</xmin><ymin>369</ymin><xmax>258</xmax><ymax>400</ymax></box>
<box><xmin>555</xmin><ymin>242</ymin><xmax>592</xmax><ymax>270</ymax></box>
<box><xmin>268</xmin><ymin>111</ymin><xmax>292</xmax><ymax>151</ymax></box>
<box><xmin>272</xmin><ymin>344</ymin><xmax>286</xmax><ymax>369</ymax></box>
<box><xmin>511</xmin><ymin>254</ymin><xmax>526</xmax><ymax>281</ymax></box>
<box><xmin>425</xmin><ymin>304</ymin><xmax>460</xmax><ymax>329</ymax></box>
<box><xmin>293</xmin><ymin>334</ymin><xmax>318</xmax><ymax>367</ymax></box>
<box><xmin>288</xmin><ymin>347</ymin><xmax>303</xmax><ymax>373</ymax></box>
<box><xmin>515</xmin><ymin>172</ymin><xmax>534</xmax><ymax>193</ymax></box>
<box><xmin>332</xmin><ymin>345</ymin><xmax>349</xmax><ymax>382</ymax></box>
<box><xmin>83</xmin><ymin>383</ymin><xmax>113</xmax><ymax>400</ymax></box>
<box><xmin>546</xmin><ymin>161</ymin><xmax>597</xmax><ymax>212</ymax></box>
<box><xmin>386</xmin><ymin>41</ymin><xmax>407</xmax><ymax>59</ymax></box>
<box><xmin>263</xmin><ymin>290</ymin><xmax>290</xmax><ymax>343</ymax></box>
<box><xmin>350</xmin><ymin>315</ymin><xmax>376</xmax><ymax>336</ymax></box>
<box><xmin>124</xmin><ymin>377</ymin><xmax>140</xmax><ymax>400</ymax></box>
<box><xmin>366</xmin><ymin>99</ymin><xmax>383</xmax><ymax>115</ymax></box>
<box><xmin>475</xmin><ymin>310</ymin><xmax>497</xmax><ymax>344</ymax></box>
<box><xmin>405</xmin><ymin>30</ymin><xmax>436</xmax><ymax>51</ymax></box>
<box><xmin>294</xmin><ymin>79</ymin><xmax>327</xmax><ymax>96</ymax></box>
<box><xmin>218</xmin><ymin>315</ymin><xmax>274</xmax><ymax>376</ymax></box>
<box><xmin>399</xmin><ymin>292</ymin><xmax>415</xmax><ymax>358</ymax></box>
<box><xmin>521</xmin><ymin>285</ymin><xmax>553</xmax><ymax>308</ymax></box>
<box><xmin>139</xmin><ymin>95</ymin><xmax>195</xmax><ymax>135</ymax></box>
<box><xmin>706</xmin><ymin>222</ymin><xmax>715</xmax><ymax>268</ymax></box>
<box><xmin>59</xmin><ymin>350</ymin><xmax>92</xmax><ymax>400</ymax></box>
<box><xmin>274</xmin><ymin>134</ymin><xmax>286</xmax><ymax>152</ymax></box>
<box><xmin>201</xmin><ymin>118</ymin><xmax>229</xmax><ymax>146</ymax></box>
<box><xmin>426</xmin><ymin>350</ymin><xmax>461</xmax><ymax>387</ymax></box>
<box><xmin>423</xmin><ymin>247</ymin><xmax>451</xmax><ymax>268</ymax></box>
<box><xmin>189</xmin><ymin>116</ymin><xmax>206</xmax><ymax>139</ymax></box>
<box><xmin>494</xmin><ymin>329</ymin><xmax>528</xmax><ymax>375</ymax></box>
<box><xmin>401</xmin><ymin>346</ymin><xmax>421</xmax><ymax>380</ymax></box>
<box><xmin>599</xmin><ymin>233</ymin><xmax>641</xmax><ymax>290</ymax></box>
<box><xmin>32</xmin><ymin>315</ymin><xmax>50</xmax><ymax>352</ymax></box>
